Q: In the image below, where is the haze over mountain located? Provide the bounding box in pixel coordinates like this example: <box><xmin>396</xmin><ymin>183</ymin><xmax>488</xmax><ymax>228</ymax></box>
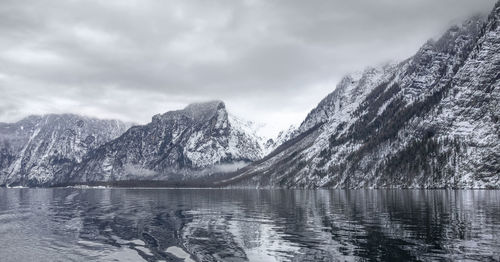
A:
<box><xmin>217</xmin><ymin>2</ymin><xmax>500</xmax><ymax>189</ymax></box>
<box><xmin>0</xmin><ymin>102</ymin><xmax>272</xmax><ymax>186</ymax></box>
<box><xmin>69</xmin><ymin>101</ymin><xmax>269</xmax><ymax>184</ymax></box>
<box><xmin>0</xmin><ymin>2</ymin><xmax>499</xmax><ymax>188</ymax></box>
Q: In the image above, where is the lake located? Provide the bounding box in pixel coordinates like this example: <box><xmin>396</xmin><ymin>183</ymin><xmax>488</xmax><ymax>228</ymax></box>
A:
<box><xmin>0</xmin><ymin>188</ymin><xmax>499</xmax><ymax>261</ymax></box>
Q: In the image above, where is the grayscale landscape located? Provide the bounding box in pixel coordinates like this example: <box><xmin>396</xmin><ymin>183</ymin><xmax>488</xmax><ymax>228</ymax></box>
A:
<box><xmin>0</xmin><ymin>0</ymin><xmax>499</xmax><ymax>261</ymax></box>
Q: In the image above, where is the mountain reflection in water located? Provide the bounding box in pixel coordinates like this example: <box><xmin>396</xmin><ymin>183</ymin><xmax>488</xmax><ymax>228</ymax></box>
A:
<box><xmin>0</xmin><ymin>188</ymin><xmax>499</xmax><ymax>261</ymax></box>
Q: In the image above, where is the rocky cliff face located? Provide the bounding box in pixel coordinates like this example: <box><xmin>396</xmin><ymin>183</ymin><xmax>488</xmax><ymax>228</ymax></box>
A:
<box><xmin>69</xmin><ymin>101</ymin><xmax>266</xmax><ymax>183</ymax></box>
<box><xmin>262</xmin><ymin>125</ymin><xmax>297</xmax><ymax>155</ymax></box>
<box><xmin>220</xmin><ymin>3</ymin><xmax>500</xmax><ymax>189</ymax></box>
<box><xmin>0</xmin><ymin>114</ymin><xmax>130</xmax><ymax>186</ymax></box>
<box><xmin>2</xmin><ymin>4</ymin><xmax>498</xmax><ymax>189</ymax></box>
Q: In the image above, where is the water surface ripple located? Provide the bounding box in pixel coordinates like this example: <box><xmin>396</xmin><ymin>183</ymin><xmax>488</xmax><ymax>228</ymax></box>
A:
<box><xmin>0</xmin><ymin>188</ymin><xmax>499</xmax><ymax>261</ymax></box>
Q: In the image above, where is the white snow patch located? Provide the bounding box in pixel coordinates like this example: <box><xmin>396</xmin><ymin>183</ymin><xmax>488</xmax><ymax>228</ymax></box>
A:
<box><xmin>166</xmin><ymin>246</ymin><xmax>195</xmax><ymax>262</ymax></box>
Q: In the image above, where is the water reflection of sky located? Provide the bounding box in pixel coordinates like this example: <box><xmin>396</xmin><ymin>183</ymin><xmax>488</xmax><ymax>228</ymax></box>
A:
<box><xmin>0</xmin><ymin>188</ymin><xmax>499</xmax><ymax>261</ymax></box>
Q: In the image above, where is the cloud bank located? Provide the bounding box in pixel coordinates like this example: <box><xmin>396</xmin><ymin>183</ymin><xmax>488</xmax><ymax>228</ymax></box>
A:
<box><xmin>0</xmin><ymin>0</ymin><xmax>496</xmax><ymax>136</ymax></box>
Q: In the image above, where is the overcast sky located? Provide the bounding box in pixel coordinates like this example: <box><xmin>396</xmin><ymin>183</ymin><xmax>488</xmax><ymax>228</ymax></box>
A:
<box><xmin>0</xmin><ymin>0</ymin><xmax>496</xmax><ymax>137</ymax></box>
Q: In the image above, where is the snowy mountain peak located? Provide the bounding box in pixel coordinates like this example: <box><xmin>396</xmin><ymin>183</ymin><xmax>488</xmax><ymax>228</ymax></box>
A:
<box><xmin>0</xmin><ymin>100</ymin><xmax>274</xmax><ymax>186</ymax></box>
<box><xmin>263</xmin><ymin>124</ymin><xmax>298</xmax><ymax>155</ymax></box>
<box><xmin>0</xmin><ymin>114</ymin><xmax>130</xmax><ymax>186</ymax></box>
<box><xmin>422</xmin><ymin>15</ymin><xmax>484</xmax><ymax>55</ymax></box>
<box><xmin>68</xmin><ymin>100</ymin><xmax>267</xmax><ymax>184</ymax></box>
<box><xmin>152</xmin><ymin>100</ymin><xmax>226</xmax><ymax>124</ymax></box>
<box><xmin>297</xmin><ymin>63</ymin><xmax>398</xmax><ymax>135</ymax></box>
<box><xmin>184</xmin><ymin>100</ymin><xmax>226</xmax><ymax>122</ymax></box>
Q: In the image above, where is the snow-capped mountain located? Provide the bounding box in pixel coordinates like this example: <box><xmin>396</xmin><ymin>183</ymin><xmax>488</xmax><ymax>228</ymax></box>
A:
<box><xmin>262</xmin><ymin>125</ymin><xmax>297</xmax><ymax>155</ymax></box>
<box><xmin>0</xmin><ymin>114</ymin><xmax>130</xmax><ymax>186</ymax></box>
<box><xmin>218</xmin><ymin>3</ymin><xmax>500</xmax><ymax>189</ymax></box>
<box><xmin>69</xmin><ymin>101</ymin><xmax>267</xmax><ymax>183</ymax></box>
<box><xmin>228</xmin><ymin>113</ymin><xmax>270</xmax><ymax>158</ymax></box>
<box><xmin>2</xmin><ymin>3</ymin><xmax>498</xmax><ymax>189</ymax></box>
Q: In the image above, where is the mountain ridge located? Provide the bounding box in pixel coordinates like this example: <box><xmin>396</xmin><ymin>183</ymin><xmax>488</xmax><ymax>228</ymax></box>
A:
<box><xmin>66</xmin><ymin>101</ymin><xmax>267</xmax><ymax>185</ymax></box>
<box><xmin>215</xmin><ymin>4</ymin><xmax>500</xmax><ymax>189</ymax></box>
<box><xmin>0</xmin><ymin>114</ymin><xmax>131</xmax><ymax>186</ymax></box>
<box><xmin>1</xmin><ymin>3</ymin><xmax>498</xmax><ymax>188</ymax></box>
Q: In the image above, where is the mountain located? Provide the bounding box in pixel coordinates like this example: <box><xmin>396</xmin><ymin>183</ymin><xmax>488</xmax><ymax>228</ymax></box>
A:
<box><xmin>262</xmin><ymin>125</ymin><xmax>297</xmax><ymax>155</ymax></box>
<box><xmin>68</xmin><ymin>101</ymin><xmax>266</xmax><ymax>184</ymax></box>
<box><xmin>2</xmin><ymin>4</ymin><xmax>498</xmax><ymax>189</ymax></box>
<box><xmin>217</xmin><ymin>3</ymin><xmax>500</xmax><ymax>189</ymax></box>
<box><xmin>0</xmin><ymin>114</ymin><xmax>130</xmax><ymax>186</ymax></box>
<box><xmin>227</xmin><ymin>113</ymin><xmax>271</xmax><ymax>157</ymax></box>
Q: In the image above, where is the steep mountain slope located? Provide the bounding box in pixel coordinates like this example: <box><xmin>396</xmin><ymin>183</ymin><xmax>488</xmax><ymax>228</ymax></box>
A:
<box><xmin>69</xmin><ymin>101</ymin><xmax>265</xmax><ymax>183</ymax></box>
<box><xmin>262</xmin><ymin>125</ymin><xmax>297</xmax><ymax>155</ymax></box>
<box><xmin>228</xmin><ymin>114</ymin><xmax>272</xmax><ymax>157</ymax></box>
<box><xmin>0</xmin><ymin>114</ymin><xmax>130</xmax><ymax>186</ymax></box>
<box><xmin>219</xmin><ymin>4</ymin><xmax>500</xmax><ymax>189</ymax></box>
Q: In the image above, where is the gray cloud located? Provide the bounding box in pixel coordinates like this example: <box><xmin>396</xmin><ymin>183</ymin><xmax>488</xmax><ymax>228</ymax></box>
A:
<box><xmin>0</xmin><ymin>0</ymin><xmax>496</xmax><ymax>136</ymax></box>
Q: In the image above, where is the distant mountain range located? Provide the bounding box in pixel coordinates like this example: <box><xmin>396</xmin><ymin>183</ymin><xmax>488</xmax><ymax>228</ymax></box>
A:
<box><xmin>0</xmin><ymin>114</ymin><xmax>130</xmax><ymax>186</ymax></box>
<box><xmin>0</xmin><ymin>102</ymin><xmax>272</xmax><ymax>187</ymax></box>
<box><xmin>69</xmin><ymin>101</ymin><xmax>270</xmax><ymax>184</ymax></box>
<box><xmin>1</xmin><ymin>2</ymin><xmax>499</xmax><ymax>188</ymax></box>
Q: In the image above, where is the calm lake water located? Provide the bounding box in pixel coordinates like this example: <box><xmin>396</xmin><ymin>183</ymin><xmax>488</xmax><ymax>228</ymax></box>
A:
<box><xmin>0</xmin><ymin>188</ymin><xmax>499</xmax><ymax>262</ymax></box>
